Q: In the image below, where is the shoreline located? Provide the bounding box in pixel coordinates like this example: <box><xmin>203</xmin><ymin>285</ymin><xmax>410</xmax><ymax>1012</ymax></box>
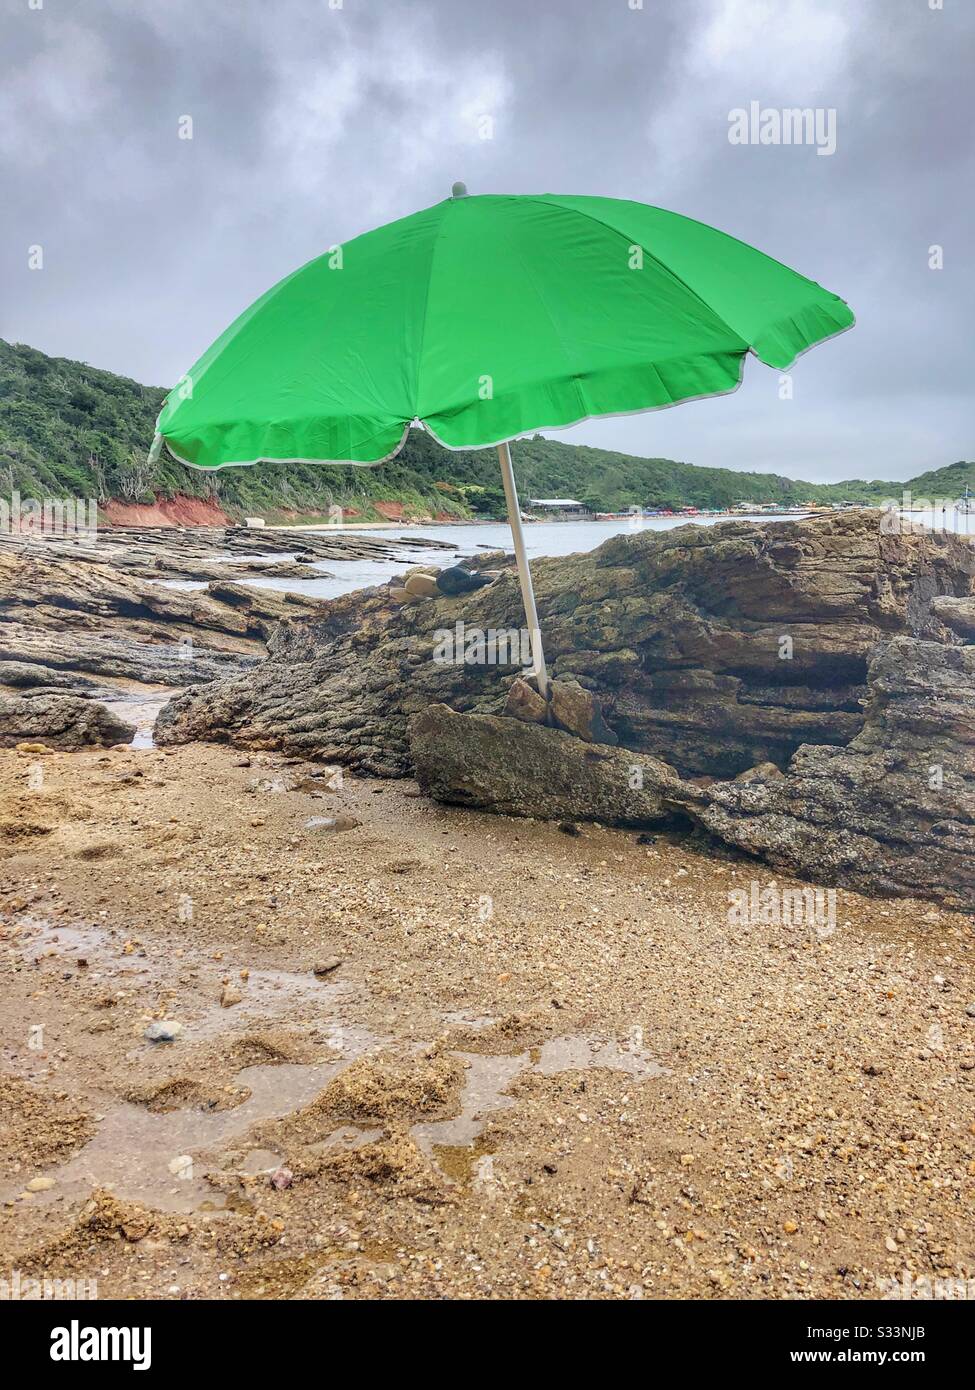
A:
<box><xmin>188</xmin><ymin>509</ymin><xmax>821</xmax><ymax>533</ymax></box>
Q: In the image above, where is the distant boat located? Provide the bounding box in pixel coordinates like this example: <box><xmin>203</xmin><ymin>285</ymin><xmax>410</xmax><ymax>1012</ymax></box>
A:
<box><xmin>956</xmin><ymin>485</ymin><xmax>974</xmax><ymax>513</ymax></box>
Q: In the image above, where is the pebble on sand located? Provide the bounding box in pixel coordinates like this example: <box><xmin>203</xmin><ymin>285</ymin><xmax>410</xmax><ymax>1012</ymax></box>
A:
<box><xmin>144</xmin><ymin>1020</ymin><xmax>183</xmax><ymax>1042</ymax></box>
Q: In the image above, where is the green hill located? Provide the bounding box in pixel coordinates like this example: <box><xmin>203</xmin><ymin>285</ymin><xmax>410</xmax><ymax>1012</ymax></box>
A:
<box><xmin>1</xmin><ymin>338</ymin><xmax>971</xmax><ymax>522</ymax></box>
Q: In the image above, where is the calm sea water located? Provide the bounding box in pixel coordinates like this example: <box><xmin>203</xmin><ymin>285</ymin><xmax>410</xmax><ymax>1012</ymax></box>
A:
<box><xmin>240</xmin><ymin>514</ymin><xmax>764</xmax><ymax>600</ymax></box>
<box><xmin>240</xmin><ymin>508</ymin><xmax>973</xmax><ymax>601</ymax></box>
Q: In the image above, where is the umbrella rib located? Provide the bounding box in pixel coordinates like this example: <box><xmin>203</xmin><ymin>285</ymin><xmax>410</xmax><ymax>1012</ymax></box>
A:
<box><xmin>525</xmin><ymin>195</ymin><xmax>750</xmax><ymax>349</ymax></box>
<box><xmin>491</xmin><ymin>201</ymin><xmax>590</xmax><ymax>420</ymax></box>
<box><xmin>412</xmin><ymin>198</ymin><xmax>456</xmax><ymax>423</ymax></box>
<box><xmin>415</xmin><ymin>195</ymin><xmax>591</xmax><ymax>428</ymax></box>
<box><xmin>528</xmin><ymin>195</ymin><xmax>852</xmax><ymax>368</ymax></box>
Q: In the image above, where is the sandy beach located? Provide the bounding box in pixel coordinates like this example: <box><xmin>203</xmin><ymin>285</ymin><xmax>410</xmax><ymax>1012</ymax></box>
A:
<box><xmin>2</xmin><ymin>739</ymin><xmax>973</xmax><ymax>1301</ymax></box>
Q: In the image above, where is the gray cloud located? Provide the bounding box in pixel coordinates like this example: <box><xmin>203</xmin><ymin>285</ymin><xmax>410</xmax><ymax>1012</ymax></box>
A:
<box><xmin>1</xmin><ymin>0</ymin><xmax>971</xmax><ymax>482</ymax></box>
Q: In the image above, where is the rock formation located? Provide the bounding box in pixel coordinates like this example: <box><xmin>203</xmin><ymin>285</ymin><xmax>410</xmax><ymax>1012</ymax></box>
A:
<box><xmin>408</xmin><ymin>637</ymin><xmax>975</xmax><ymax>909</ymax></box>
<box><xmin>154</xmin><ymin>510</ymin><xmax>975</xmax><ymax>907</ymax></box>
<box><xmin>157</xmin><ymin>510</ymin><xmax>973</xmax><ymax>769</ymax></box>
<box><xmin>698</xmin><ymin>638</ymin><xmax>975</xmax><ymax>909</ymax></box>
<box><xmin>410</xmin><ymin>703</ymin><xmax>698</xmax><ymax>825</ymax></box>
<box><xmin>0</xmin><ymin>693</ymin><xmax>136</xmax><ymax>749</ymax></box>
<box><xmin>930</xmin><ymin>596</ymin><xmax>975</xmax><ymax>641</ymax></box>
<box><xmin>0</xmin><ymin>536</ymin><xmax>299</xmax><ymax>741</ymax></box>
<box><xmin>0</xmin><ymin>526</ymin><xmax>457</xmax><ymax>696</ymax></box>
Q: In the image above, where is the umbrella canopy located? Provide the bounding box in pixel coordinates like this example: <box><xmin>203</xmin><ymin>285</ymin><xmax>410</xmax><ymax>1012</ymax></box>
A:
<box><xmin>151</xmin><ymin>187</ymin><xmax>854</xmax><ymax>695</ymax></box>
<box><xmin>154</xmin><ymin>189</ymin><xmax>853</xmax><ymax>470</ymax></box>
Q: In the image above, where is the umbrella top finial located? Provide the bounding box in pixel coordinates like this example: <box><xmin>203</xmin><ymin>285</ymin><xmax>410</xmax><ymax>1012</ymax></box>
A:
<box><xmin>451</xmin><ymin>181</ymin><xmax>468</xmax><ymax>199</ymax></box>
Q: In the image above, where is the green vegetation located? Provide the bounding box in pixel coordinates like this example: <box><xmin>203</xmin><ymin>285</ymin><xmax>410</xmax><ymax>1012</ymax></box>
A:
<box><xmin>1</xmin><ymin>338</ymin><xmax>971</xmax><ymax>521</ymax></box>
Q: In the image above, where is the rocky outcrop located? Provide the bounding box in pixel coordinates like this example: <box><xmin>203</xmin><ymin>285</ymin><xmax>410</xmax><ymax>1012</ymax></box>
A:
<box><xmin>408</xmin><ymin>640</ymin><xmax>975</xmax><ymax>909</ymax></box>
<box><xmin>0</xmin><ymin>546</ymin><xmax>316</xmax><ymax>645</ymax></box>
<box><xmin>155</xmin><ymin>510</ymin><xmax>975</xmax><ymax>907</ymax></box>
<box><xmin>0</xmin><ymin>524</ymin><xmax>456</xmax><ymax>580</ymax></box>
<box><xmin>410</xmin><ymin>703</ymin><xmax>699</xmax><ymax>824</ymax></box>
<box><xmin>0</xmin><ymin>693</ymin><xmax>136</xmax><ymax>749</ymax></box>
<box><xmin>0</xmin><ymin>660</ymin><xmax>106</xmax><ymax>693</ymax></box>
<box><xmin>698</xmin><ymin>638</ymin><xmax>975</xmax><ymax>909</ymax></box>
<box><xmin>931</xmin><ymin>596</ymin><xmax>975</xmax><ymax>641</ymax></box>
<box><xmin>158</xmin><ymin>511</ymin><xmax>975</xmax><ymax>776</ymax></box>
<box><xmin>587</xmin><ymin>515</ymin><xmax>972</xmax><ymax>775</ymax></box>
<box><xmin>0</xmin><ymin>625</ymin><xmax>254</xmax><ymax>692</ymax></box>
<box><xmin>0</xmin><ymin>527</ymin><xmax>459</xmax><ymax>702</ymax></box>
<box><xmin>0</xmin><ymin>540</ymin><xmax>301</xmax><ymax>700</ymax></box>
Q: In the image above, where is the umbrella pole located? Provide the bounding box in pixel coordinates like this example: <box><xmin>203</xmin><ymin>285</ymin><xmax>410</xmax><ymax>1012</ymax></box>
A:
<box><xmin>497</xmin><ymin>440</ymin><xmax>549</xmax><ymax>698</ymax></box>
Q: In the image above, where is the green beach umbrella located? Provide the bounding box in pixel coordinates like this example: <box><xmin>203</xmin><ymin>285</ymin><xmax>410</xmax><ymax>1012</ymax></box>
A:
<box><xmin>151</xmin><ymin>185</ymin><xmax>854</xmax><ymax>694</ymax></box>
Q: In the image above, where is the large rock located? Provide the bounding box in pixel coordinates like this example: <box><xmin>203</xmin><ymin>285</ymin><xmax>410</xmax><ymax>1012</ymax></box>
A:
<box><xmin>0</xmin><ymin>693</ymin><xmax>136</xmax><ymax>749</ymax></box>
<box><xmin>698</xmin><ymin>638</ymin><xmax>975</xmax><ymax>909</ymax></box>
<box><xmin>410</xmin><ymin>703</ymin><xmax>699</xmax><ymax>824</ymax></box>
<box><xmin>501</xmin><ymin>676</ymin><xmax>548</xmax><ymax>724</ymax></box>
<box><xmin>158</xmin><ymin>511</ymin><xmax>975</xmax><ymax>779</ymax></box>
<box><xmin>410</xmin><ymin>638</ymin><xmax>975</xmax><ymax>909</ymax></box>
<box><xmin>549</xmin><ymin>678</ymin><xmax>618</xmax><ymax>744</ymax></box>
<box><xmin>930</xmin><ymin>596</ymin><xmax>975</xmax><ymax>641</ymax></box>
<box><xmin>153</xmin><ymin>512</ymin><xmax>975</xmax><ymax>907</ymax></box>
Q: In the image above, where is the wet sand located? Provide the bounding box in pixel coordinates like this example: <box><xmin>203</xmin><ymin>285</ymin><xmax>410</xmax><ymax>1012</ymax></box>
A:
<box><xmin>1</xmin><ymin>741</ymin><xmax>973</xmax><ymax>1300</ymax></box>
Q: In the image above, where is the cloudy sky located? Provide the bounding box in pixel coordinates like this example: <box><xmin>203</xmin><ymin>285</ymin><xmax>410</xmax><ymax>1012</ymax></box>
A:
<box><xmin>1</xmin><ymin>0</ymin><xmax>971</xmax><ymax>482</ymax></box>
